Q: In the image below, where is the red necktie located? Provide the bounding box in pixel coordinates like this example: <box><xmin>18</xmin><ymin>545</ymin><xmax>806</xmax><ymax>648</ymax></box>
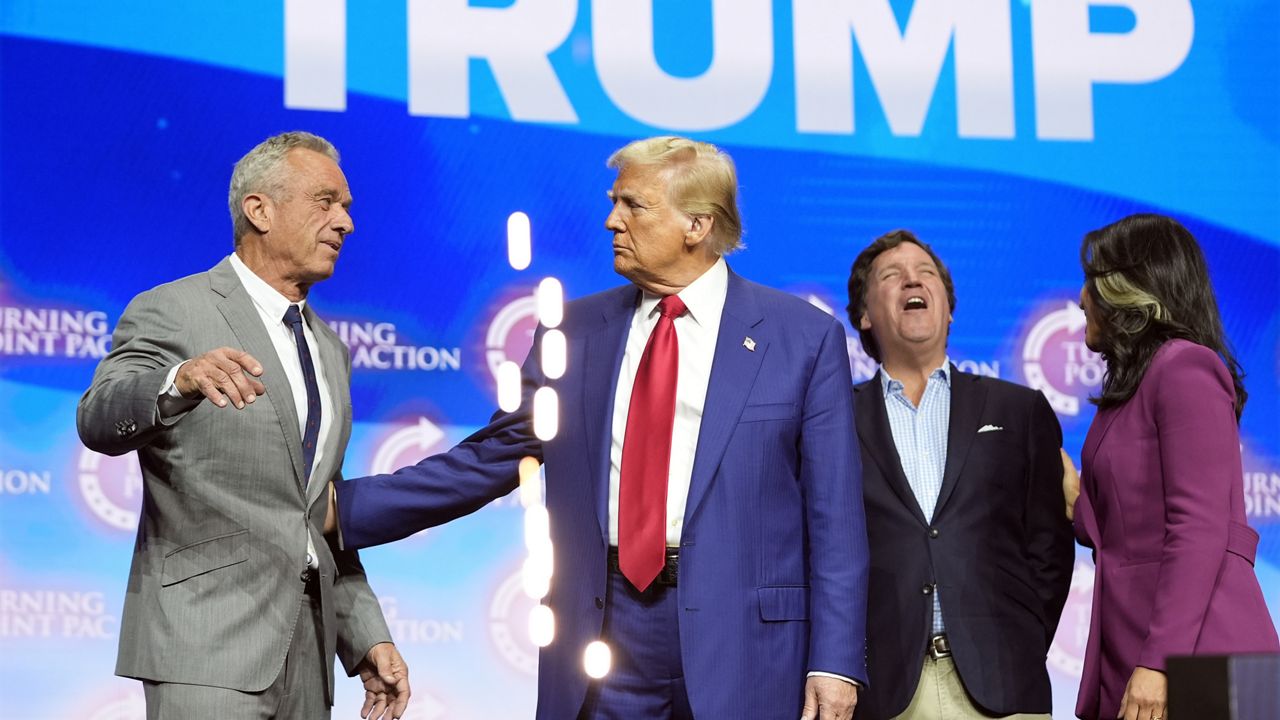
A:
<box><xmin>618</xmin><ymin>294</ymin><xmax>687</xmax><ymax>591</ymax></box>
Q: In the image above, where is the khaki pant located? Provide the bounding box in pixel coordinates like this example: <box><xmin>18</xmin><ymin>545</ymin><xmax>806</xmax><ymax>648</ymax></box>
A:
<box><xmin>893</xmin><ymin>655</ymin><xmax>1051</xmax><ymax>720</ymax></box>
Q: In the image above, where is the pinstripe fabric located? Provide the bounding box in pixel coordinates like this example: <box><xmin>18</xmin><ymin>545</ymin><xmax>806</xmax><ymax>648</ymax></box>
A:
<box><xmin>880</xmin><ymin>361</ymin><xmax>950</xmax><ymax>634</ymax></box>
<box><xmin>77</xmin><ymin>257</ymin><xmax>391</xmax><ymax>702</ymax></box>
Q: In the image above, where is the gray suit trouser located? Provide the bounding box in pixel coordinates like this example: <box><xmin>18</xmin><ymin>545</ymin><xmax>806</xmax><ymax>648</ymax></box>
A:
<box><xmin>143</xmin><ymin>585</ymin><xmax>329</xmax><ymax>720</ymax></box>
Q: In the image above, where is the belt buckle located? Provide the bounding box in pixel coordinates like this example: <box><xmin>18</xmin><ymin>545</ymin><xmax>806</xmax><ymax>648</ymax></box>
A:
<box><xmin>927</xmin><ymin>634</ymin><xmax>951</xmax><ymax>660</ymax></box>
<box><xmin>657</xmin><ymin>550</ymin><xmax>679</xmax><ymax>587</ymax></box>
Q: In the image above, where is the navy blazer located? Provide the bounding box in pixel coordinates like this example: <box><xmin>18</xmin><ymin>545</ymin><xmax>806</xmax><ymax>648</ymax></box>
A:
<box><xmin>337</xmin><ymin>268</ymin><xmax>869</xmax><ymax>718</ymax></box>
<box><xmin>853</xmin><ymin>369</ymin><xmax>1073</xmax><ymax>718</ymax></box>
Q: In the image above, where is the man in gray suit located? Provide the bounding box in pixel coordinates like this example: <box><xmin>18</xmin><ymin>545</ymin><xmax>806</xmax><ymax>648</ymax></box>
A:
<box><xmin>77</xmin><ymin>131</ymin><xmax>409</xmax><ymax>719</ymax></box>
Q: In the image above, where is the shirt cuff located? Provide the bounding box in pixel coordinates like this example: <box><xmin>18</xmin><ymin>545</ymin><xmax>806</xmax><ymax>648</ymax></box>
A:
<box><xmin>807</xmin><ymin>670</ymin><xmax>861</xmax><ymax>688</ymax></box>
<box><xmin>156</xmin><ymin>361</ymin><xmax>201</xmax><ymax>425</ymax></box>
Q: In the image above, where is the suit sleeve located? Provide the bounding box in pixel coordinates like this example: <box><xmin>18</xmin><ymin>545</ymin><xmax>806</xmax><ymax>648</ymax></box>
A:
<box><xmin>325</xmin><ymin>494</ymin><xmax>395</xmax><ymax>673</ymax></box>
<box><xmin>335</xmin><ymin>330</ymin><xmax>547</xmax><ymax>550</ymax></box>
<box><xmin>1022</xmin><ymin>390</ymin><xmax>1075</xmax><ymax>647</ymax></box>
<box><xmin>1136</xmin><ymin>344</ymin><xmax>1241</xmax><ymax>670</ymax></box>
<box><xmin>77</xmin><ymin>288</ymin><xmax>189</xmax><ymax>454</ymax></box>
<box><xmin>802</xmin><ymin>318</ymin><xmax>869</xmax><ymax>684</ymax></box>
<box><xmin>327</xmin><ymin>346</ymin><xmax>395</xmax><ymax>672</ymax></box>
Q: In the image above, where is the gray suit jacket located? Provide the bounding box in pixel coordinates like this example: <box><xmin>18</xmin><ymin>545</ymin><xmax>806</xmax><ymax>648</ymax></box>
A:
<box><xmin>77</xmin><ymin>257</ymin><xmax>391</xmax><ymax>700</ymax></box>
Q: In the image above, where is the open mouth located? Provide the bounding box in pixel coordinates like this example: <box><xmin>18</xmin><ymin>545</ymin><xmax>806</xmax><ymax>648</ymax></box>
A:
<box><xmin>321</xmin><ymin>240</ymin><xmax>342</xmax><ymax>253</ymax></box>
<box><xmin>903</xmin><ymin>295</ymin><xmax>927</xmax><ymax>311</ymax></box>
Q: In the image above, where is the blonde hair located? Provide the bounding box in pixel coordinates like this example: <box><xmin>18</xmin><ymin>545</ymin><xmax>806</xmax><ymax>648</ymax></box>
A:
<box><xmin>607</xmin><ymin>136</ymin><xmax>744</xmax><ymax>255</ymax></box>
<box><xmin>1094</xmin><ymin>270</ymin><xmax>1167</xmax><ymax>334</ymax></box>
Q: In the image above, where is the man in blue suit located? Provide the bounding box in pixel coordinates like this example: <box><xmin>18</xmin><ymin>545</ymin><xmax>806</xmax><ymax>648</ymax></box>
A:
<box><xmin>331</xmin><ymin>136</ymin><xmax>868</xmax><ymax>719</ymax></box>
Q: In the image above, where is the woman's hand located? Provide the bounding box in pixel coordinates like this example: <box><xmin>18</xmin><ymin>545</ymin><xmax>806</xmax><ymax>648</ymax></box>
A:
<box><xmin>1060</xmin><ymin>448</ymin><xmax>1080</xmax><ymax>521</ymax></box>
<box><xmin>1118</xmin><ymin>666</ymin><xmax>1167</xmax><ymax>720</ymax></box>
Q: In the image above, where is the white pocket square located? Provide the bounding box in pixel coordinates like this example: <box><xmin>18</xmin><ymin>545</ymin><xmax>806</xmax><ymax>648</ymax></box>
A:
<box><xmin>977</xmin><ymin>424</ymin><xmax>1003</xmax><ymax>433</ymax></box>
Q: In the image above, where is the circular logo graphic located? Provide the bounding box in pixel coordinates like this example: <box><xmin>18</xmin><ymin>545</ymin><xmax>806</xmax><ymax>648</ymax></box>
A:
<box><xmin>77</xmin><ymin>447</ymin><xmax>143</xmax><ymax>531</ymax></box>
<box><xmin>485</xmin><ymin>295</ymin><xmax>539</xmax><ymax>384</ymax></box>
<box><xmin>370</xmin><ymin>417</ymin><xmax>447</xmax><ymax>476</ymax></box>
<box><xmin>368</xmin><ymin>417</ymin><xmax>448</xmax><ymax>541</ymax></box>
<box><xmin>489</xmin><ymin>569</ymin><xmax>540</xmax><ymax>677</ymax></box>
<box><xmin>1047</xmin><ymin>558</ymin><xmax>1094</xmax><ymax>677</ymax></box>
<box><xmin>1021</xmin><ymin>300</ymin><xmax>1100</xmax><ymax>417</ymax></box>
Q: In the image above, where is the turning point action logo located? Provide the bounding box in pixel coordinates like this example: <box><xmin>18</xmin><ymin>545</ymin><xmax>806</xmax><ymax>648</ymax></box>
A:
<box><xmin>1021</xmin><ymin>300</ymin><xmax>1101</xmax><ymax>417</ymax></box>
<box><xmin>485</xmin><ymin>294</ymin><xmax>539</xmax><ymax>385</ymax></box>
<box><xmin>76</xmin><ymin>447</ymin><xmax>142</xmax><ymax>532</ymax></box>
<box><xmin>489</xmin><ymin>569</ymin><xmax>540</xmax><ymax>677</ymax></box>
<box><xmin>370</xmin><ymin>417</ymin><xmax>447</xmax><ymax>476</ymax></box>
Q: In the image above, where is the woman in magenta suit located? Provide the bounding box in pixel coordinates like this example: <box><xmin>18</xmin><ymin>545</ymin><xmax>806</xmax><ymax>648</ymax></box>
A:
<box><xmin>1063</xmin><ymin>214</ymin><xmax>1278</xmax><ymax>720</ymax></box>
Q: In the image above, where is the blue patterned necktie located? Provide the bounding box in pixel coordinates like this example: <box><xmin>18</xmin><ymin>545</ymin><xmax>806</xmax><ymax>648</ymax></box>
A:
<box><xmin>283</xmin><ymin>305</ymin><xmax>321</xmax><ymax>483</ymax></box>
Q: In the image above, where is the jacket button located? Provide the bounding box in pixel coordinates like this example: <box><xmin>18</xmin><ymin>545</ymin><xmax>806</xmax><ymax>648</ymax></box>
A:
<box><xmin>921</xmin><ymin>584</ymin><xmax>933</xmax><ymax>595</ymax></box>
<box><xmin>594</xmin><ymin>597</ymin><xmax>605</xmax><ymax>610</ymax></box>
<box><xmin>929</xmin><ymin>527</ymin><xmax>940</xmax><ymax>538</ymax></box>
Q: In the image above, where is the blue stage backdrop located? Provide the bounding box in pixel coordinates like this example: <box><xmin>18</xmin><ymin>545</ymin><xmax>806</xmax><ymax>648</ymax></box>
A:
<box><xmin>2</xmin><ymin>2</ymin><xmax>1277</xmax><ymax>718</ymax></box>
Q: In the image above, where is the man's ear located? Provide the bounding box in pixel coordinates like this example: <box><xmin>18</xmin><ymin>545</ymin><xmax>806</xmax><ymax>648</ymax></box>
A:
<box><xmin>859</xmin><ymin>312</ymin><xmax>872</xmax><ymax>331</ymax></box>
<box><xmin>243</xmin><ymin>193</ymin><xmax>272</xmax><ymax>234</ymax></box>
<box><xmin>685</xmin><ymin>214</ymin><xmax>715</xmax><ymax>248</ymax></box>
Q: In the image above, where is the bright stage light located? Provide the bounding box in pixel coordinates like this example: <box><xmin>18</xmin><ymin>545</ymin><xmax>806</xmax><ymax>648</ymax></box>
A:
<box><xmin>536</xmin><ymin>277</ymin><xmax>563</xmax><ymax>328</ymax></box>
<box><xmin>583</xmin><ymin>641</ymin><xmax>612</xmax><ymax>679</ymax></box>
<box><xmin>497</xmin><ymin>360</ymin><xmax>521</xmax><ymax>412</ymax></box>
<box><xmin>541</xmin><ymin>329</ymin><xmax>566</xmax><ymax>379</ymax></box>
<box><xmin>518</xmin><ymin>456</ymin><xmax>543</xmax><ymax>508</ymax></box>
<box><xmin>529</xmin><ymin>604</ymin><xmax>555</xmax><ymax>647</ymax></box>
<box><xmin>533</xmin><ymin>386</ymin><xmax>559</xmax><ymax>440</ymax></box>
<box><xmin>507</xmin><ymin>211</ymin><xmax>531</xmax><ymax>270</ymax></box>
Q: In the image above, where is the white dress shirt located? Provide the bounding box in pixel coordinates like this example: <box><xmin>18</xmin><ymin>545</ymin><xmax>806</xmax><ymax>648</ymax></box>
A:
<box><xmin>158</xmin><ymin>253</ymin><xmax>336</xmax><ymax>568</ymax></box>
<box><xmin>607</xmin><ymin>257</ymin><xmax>727</xmax><ymax>547</ymax></box>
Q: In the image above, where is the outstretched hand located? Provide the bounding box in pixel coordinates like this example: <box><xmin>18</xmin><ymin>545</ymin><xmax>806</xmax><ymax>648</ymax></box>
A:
<box><xmin>356</xmin><ymin>642</ymin><xmax>410</xmax><ymax>720</ymax></box>
<box><xmin>174</xmin><ymin>347</ymin><xmax>266</xmax><ymax>409</ymax></box>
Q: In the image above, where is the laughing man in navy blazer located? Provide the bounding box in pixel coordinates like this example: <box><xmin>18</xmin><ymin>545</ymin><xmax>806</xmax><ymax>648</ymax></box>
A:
<box><xmin>846</xmin><ymin>230</ymin><xmax>1074</xmax><ymax>719</ymax></box>
<box><xmin>331</xmin><ymin>136</ymin><xmax>869</xmax><ymax>719</ymax></box>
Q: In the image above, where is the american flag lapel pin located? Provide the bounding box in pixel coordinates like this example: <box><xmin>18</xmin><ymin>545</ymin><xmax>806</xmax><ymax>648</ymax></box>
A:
<box><xmin>743</xmin><ymin>336</ymin><xmax>756</xmax><ymax>352</ymax></box>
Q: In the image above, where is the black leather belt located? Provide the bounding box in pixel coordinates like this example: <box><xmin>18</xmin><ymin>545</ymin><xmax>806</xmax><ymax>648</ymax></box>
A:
<box><xmin>927</xmin><ymin>633</ymin><xmax>951</xmax><ymax>660</ymax></box>
<box><xmin>606</xmin><ymin>547</ymin><xmax>680</xmax><ymax>587</ymax></box>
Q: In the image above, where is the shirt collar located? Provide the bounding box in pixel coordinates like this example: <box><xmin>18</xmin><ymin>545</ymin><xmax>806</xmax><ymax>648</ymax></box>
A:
<box><xmin>878</xmin><ymin>357</ymin><xmax>952</xmax><ymax>397</ymax></box>
<box><xmin>228</xmin><ymin>252</ymin><xmax>306</xmax><ymax>323</ymax></box>
<box><xmin>636</xmin><ymin>256</ymin><xmax>728</xmax><ymax>329</ymax></box>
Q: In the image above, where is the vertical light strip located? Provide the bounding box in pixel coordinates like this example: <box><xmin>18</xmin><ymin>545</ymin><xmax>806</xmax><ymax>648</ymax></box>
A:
<box><xmin>540</xmin><ymin>329</ymin><xmax>567</xmax><ymax>380</ymax></box>
<box><xmin>284</xmin><ymin>0</ymin><xmax>346</xmax><ymax>110</ymax></box>
<box><xmin>529</xmin><ymin>604</ymin><xmax>555</xmax><ymax>647</ymax></box>
<box><xmin>532</xmin><ymin>387</ymin><xmax>559</xmax><ymax>441</ymax></box>
<box><xmin>583</xmin><ymin>641</ymin><xmax>612</xmax><ymax>679</ymax></box>
<box><xmin>508</xmin><ymin>212</ymin><xmax>532</xmax><ymax>270</ymax></box>
<box><xmin>536</xmin><ymin>277</ymin><xmax>564</xmax><ymax>327</ymax></box>
<box><xmin>496</xmin><ymin>360</ymin><xmax>522</xmax><ymax>412</ymax></box>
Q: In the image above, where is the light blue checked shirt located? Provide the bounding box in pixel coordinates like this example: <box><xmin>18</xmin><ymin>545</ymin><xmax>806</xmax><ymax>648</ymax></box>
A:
<box><xmin>879</xmin><ymin>359</ymin><xmax>951</xmax><ymax>635</ymax></box>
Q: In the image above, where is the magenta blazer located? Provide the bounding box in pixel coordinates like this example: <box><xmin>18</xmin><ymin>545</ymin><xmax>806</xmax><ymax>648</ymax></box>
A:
<box><xmin>1073</xmin><ymin>339</ymin><xmax>1278</xmax><ymax>720</ymax></box>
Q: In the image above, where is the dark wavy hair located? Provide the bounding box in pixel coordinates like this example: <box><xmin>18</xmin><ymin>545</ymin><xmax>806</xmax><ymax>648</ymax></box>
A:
<box><xmin>846</xmin><ymin>229</ymin><xmax>956</xmax><ymax>363</ymax></box>
<box><xmin>1081</xmin><ymin>213</ymin><xmax>1246</xmax><ymax>420</ymax></box>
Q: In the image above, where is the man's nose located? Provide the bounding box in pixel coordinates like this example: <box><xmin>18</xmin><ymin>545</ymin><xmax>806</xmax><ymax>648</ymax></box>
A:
<box><xmin>335</xmin><ymin>208</ymin><xmax>354</xmax><ymax>236</ymax></box>
<box><xmin>605</xmin><ymin>205</ymin><xmax>624</xmax><ymax>232</ymax></box>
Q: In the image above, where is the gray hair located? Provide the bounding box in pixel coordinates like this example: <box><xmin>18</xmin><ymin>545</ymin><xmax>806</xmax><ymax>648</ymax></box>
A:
<box><xmin>607</xmin><ymin>136</ymin><xmax>744</xmax><ymax>256</ymax></box>
<box><xmin>228</xmin><ymin>131</ymin><xmax>340</xmax><ymax>244</ymax></box>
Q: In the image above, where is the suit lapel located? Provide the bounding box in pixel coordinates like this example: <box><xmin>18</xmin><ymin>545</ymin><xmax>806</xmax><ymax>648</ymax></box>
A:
<box><xmin>1081</xmin><ymin>406</ymin><xmax>1119</xmax><ymax>476</ymax></box>
<box><xmin>934</xmin><ymin>368</ymin><xmax>986</xmax><ymax>517</ymax></box>
<box><xmin>305</xmin><ymin>302</ymin><xmax>350</xmax><ymax>506</ymax></box>
<box><xmin>209</xmin><ymin>259</ymin><xmax>307</xmax><ymax>492</ymax></box>
<box><xmin>855</xmin><ymin>375</ymin><xmax>928</xmax><ymax>527</ymax></box>
<box><xmin>684</xmin><ymin>271</ymin><xmax>766</xmax><ymax>524</ymax></box>
<box><xmin>1080</xmin><ymin>404</ymin><xmax>1119</xmax><ymax>516</ymax></box>
<box><xmin>583</xmin><ymin>287</ymin><xmax>637</xmax><ymax>544</ymax></box>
